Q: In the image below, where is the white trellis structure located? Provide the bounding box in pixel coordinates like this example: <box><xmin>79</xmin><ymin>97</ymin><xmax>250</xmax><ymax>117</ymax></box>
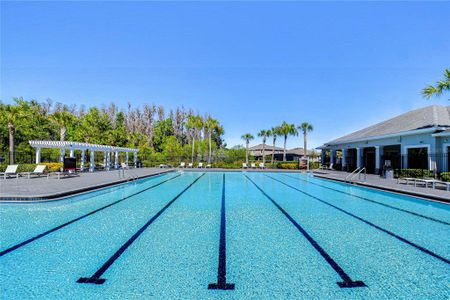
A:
<box><xmin>29</xmin><ymin>141</ymin><xmax>139</xmax><ymax>172</ymax></box>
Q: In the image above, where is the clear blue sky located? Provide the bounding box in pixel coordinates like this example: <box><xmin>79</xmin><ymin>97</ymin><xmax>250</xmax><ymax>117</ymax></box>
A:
<box><xmin>1</xmin><ymin>1</ymin><xmax>449</xmax><ymax>149</ymax></box>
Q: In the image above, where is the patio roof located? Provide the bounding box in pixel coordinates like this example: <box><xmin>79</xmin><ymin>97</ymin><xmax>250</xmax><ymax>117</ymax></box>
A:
<box><xmin>29</xmin><ymin>140</ymin><xmax>138</xmax><ymax>153</ymax></box>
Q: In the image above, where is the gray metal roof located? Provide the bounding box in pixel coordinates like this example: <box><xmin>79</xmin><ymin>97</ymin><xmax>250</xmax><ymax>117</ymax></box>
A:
<box><xmin>249</xmin><ymin>144</ymin><xmax>284</xmax><ymax>151</ymax></box>
<box><xmin>326</xmin><ymin>105</ymin><xmax>450</xmax><ymax>145</ymax></box>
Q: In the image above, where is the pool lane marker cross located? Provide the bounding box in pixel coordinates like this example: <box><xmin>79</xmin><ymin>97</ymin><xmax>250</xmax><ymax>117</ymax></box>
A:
<box><xmin>265</xmin><ymin>174</ymin><xmax>450</xmax><ymax>266</ymax></box>
<box><xmin>282</xmin><ymin>174</ymin><xmax>450</xmax><ymax>226</ymax></box>
<box><xmin>208</xmin><ymin>173</ymin><xmax>235</xmax><ymax>290</ymax></box>
<box><xmin>0</xmin><ymin>173</ymin><xmax>182</xmax><ymax>257</ymax></box>
<box><xmin>77</xmin><ymin>173</ymin><xmax>205</xmax><ymax>285</ymax></box>
<box><xmin>244</xmin><ymin>174</ymin><xmax>366</xmax><ymax>288</ymax></box>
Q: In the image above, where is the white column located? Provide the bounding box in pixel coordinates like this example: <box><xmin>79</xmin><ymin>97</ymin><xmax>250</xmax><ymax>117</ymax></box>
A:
<box><xmin>70</xmin><ymin>149</ymin><xmax>74</xmax><ymax>157</ymax></box>
<box><xmin>401</xmin><ymin>146</ymin><xmax>407</xmax><ymax>169</ymax></box>
<box><xmin>106</xmin><ymin>152</ymin><xmax>111</xmax><ymax>170</ymax></box>
<box><xmin>341</xmin><ymin>149</ymin><xmax>347</xmax><ymax>169</ymax></box>
<box><xmin>103</xmin><ymin>151</ymin><xmax>107</xmax><ymax>170</ymax></box>
<box><xmin>375</xmin><ymin>146</ymin><xmax>381</xmax><ymax>174</ymax></box>
<box><xmin>134</xmin><ymin>152</ymin><xmax>138</xmax><ymax>168</ymax></box>
<box><xmin>330</xmin><ymin>149</ymin><xmax>336</xmax><ymax>165</ymax></box>
<box><xmin>115</xmin><ymin>151</ymin><xmax>119</xmax><ymax>169</ymax></box>
<box><xmin>60</xmin><ymin>148</ymin><xmax>65</xmax><ymax>164</ymax></box>
<box><xmin>90</xmin><ymin>150</ymin><xmax>95</xmax><ymax>172</ymax></box>
<box><xmin>81</xmin><ymin>149</ymin><xmax>85</xmax><ymax>171</ymax></box>
<box><xmin>356</xmin><ymin>147</ymin><xmax>362</xmax><ymax>169</ymax></box>
<box><xmin>126</xmin><ymin>152</ymin><xmax>129</xmax><ymax>167</ymax></box>
<box><xmin>35</xmin><ymin>147</ymin><xmax>41</xmax><ymax>164</ymax></box>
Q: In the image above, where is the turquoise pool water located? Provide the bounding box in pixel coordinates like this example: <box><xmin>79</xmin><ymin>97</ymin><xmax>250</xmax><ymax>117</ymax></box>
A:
<box><xmin>1</xmin><ymin>171</ymin><xmax>449</xmax><ymax>299</ymax></box>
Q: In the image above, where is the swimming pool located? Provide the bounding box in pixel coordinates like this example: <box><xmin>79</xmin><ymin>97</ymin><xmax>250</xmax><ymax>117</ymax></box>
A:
<box><xmin>1</xmin><ymin>171</ymin><xmax>449</xmax><ymax>299</ymax></box>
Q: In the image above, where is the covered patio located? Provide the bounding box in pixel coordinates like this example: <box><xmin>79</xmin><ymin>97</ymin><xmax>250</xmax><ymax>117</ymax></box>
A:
<box><xmin>29</xmin><ymin>140</ymin><xmax>139</xmax><ymax>172</ymax></box>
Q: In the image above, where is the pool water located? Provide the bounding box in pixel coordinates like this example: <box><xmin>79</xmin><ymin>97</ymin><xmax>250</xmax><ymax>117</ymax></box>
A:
<box><xmin>1</xmin><ymin>171</ymin><xmax>449</xmax><ymax>299</ymax></box>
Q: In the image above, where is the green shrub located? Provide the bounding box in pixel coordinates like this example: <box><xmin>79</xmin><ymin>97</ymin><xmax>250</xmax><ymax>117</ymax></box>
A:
<box><xmin>309</xmin><ymin>161</ymin><xmax>320</xmax><ymax>169</ymax></box>
<box><xmin>275</xmin><ymin>162</ymin><xmax>298</xmax><ymax>170</ymax></box>
<box><xmin>440</xmin><ymin>172</ymin><xmax>450</xmax><ymax>182</ymax></box>
<box><xmin>395</xmin><ymin>169</ymin><xmax>432</xmax><ymax>178</ymax></box>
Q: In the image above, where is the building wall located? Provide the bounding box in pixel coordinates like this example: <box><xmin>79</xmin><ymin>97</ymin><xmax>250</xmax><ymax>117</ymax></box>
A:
<box><xmin>327</xmin><ymin>132</ymin><xmax>445</xmax><ymax>172</ymax></box>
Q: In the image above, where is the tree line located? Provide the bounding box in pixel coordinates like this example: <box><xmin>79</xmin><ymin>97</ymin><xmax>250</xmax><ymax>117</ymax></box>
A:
<box><xmin>241</xmin><ymin>121</ymin><xmax>314</xmax><ymax>164</ymax></box>
<box><xmin>0</xmin><ymin>97</ymin><xmax>224</xmax><ymax>164</ymax></box>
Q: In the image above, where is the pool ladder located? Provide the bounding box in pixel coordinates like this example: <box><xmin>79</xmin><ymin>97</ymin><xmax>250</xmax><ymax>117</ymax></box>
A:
<box><xmin>345</xmin><ymin>167</ymin><xmax>366</xmax><ymax>183</ymax></box>
<box><xmin>118</xmin><ymin>169</ymin><xmax>139</xmax><ymax>182</ymax></box>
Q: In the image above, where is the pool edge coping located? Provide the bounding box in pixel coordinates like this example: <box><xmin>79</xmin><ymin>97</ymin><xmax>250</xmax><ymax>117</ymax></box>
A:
<box><xmin>313</xmin><ymin>174</ymin><xmax>450</xmax><ymax>205</ymax></box>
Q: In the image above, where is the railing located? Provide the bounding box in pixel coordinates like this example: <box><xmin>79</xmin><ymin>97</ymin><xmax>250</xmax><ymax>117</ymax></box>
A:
<box><xmin>345</xmin><ymin>168</ymin><xmax>360</xmax><ymax>182</ymax></box>
<box><xmin>351</xmin><ymin>167</ymin><xmax>366</xmax><ymax>183</ymax></box>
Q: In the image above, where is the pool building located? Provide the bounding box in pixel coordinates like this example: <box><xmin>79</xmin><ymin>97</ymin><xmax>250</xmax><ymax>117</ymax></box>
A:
<box><xmin>318</xmin><ymin>105</ymin><xmax>450</xmax><ymax>174</ymax></box>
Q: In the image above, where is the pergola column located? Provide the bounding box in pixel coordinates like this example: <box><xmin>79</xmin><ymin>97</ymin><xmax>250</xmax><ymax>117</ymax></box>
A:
<box><xmin>321</xmin><ymin>150</ymin><xmax>326</xmax><ymax>166</ymax></box>
<box><xmin>81</xmin><ymin>149</ymin><xmax>85</xmax><ymax>171</ymax></box>
<box><xmin>90</xmin><ymin>150</ymin><xmax>95</xmax><ymax>172</ymax></box>
<box><xmin>114</xmin><ymin>151</ymin><xmax>119</xmax><ymax>169</ymax></box>
<box><xmin>106</xmin><ymin>152</ymin><xmax>111</xmax><ymax>170</ymax></box>
<box><xmin>70</xmin><ymin>149</ymin><xmax>74</xmax><ymax>157</ymax></box>
<box><xmin>103</xmin><ymin>151</ymin><xmax>107</xmax><ymax>170</ymax></box>
<box><xmin>330</xmin><ymin>149</ymin><xmax>336</xmax><ymax>166</ymax></box>
<box><xmin>126</xmin><ymin>152</ymin><xmax>129</xmax><ymax>167</ymax></box>
<box><xmin>35</xmin><ymin>147</ymin><xmax>41</xmax><ymax>164</ymax></box>
<box><xmin>134</xmin><ymin>152</ymin><xmax>138</xmax><ymax>168</ymax></box>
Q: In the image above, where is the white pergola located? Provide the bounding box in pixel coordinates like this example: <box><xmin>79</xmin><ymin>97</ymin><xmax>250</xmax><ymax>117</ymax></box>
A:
<box><xmin>29</xmin><ymin>140</ymin><xmax>139</xmax><ymax>172</ymax></box>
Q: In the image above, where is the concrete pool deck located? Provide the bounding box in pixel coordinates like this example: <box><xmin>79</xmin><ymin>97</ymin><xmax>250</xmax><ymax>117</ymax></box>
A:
<box><xmin>0</xmin><ymin>168</ymin><xmax>175</xmax><ymax>201</ymax></box>
<box><xmin>313</xmin><ymin>170</ymin><xmax>450</xmax><ymax>203</ymax></box>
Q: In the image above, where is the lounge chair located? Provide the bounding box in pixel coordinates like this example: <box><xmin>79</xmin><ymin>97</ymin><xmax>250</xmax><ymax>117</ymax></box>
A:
<box><xmin>397</xmin><ymin>177</ymin><xmax>416</xmax><ymax>185</ymax></box>
<box><xmin>206</xmin><ymin>163</ymin><xmax>212</xmax><ymax>168</ymax></box>
<box><xmin>259</xmin><ymin>163</ymin><xmax>265</xmax><ymax>169</ymax></box>
<box><xmin>179</xmin><ymin>162</ymin><xmax>186</xmax><ymax>168</ymax></box>
<box><xmin>187</xmin><ymin>163</ymin><xmax>193</xmax><ymax>168</ymax></box>
<box><xmin>53</xmin><ymin>170</ymin><xmax>80</xmax><ymax>179</ymax></box>
<box><xmin>415</xmin><ymin>178</ymin><xmax>439</xmax><ymax>188</ymax></box>
<box><xmin>434</xmin><ymin>181</ymin><xmax>450</xmax><ymax>191</ymax></box>
<box><xmin>0</xmin><ymin>165</ymin><xmax>19</xmax><ymax>179</ymax></box>
<box><xmin>242</xmin><ymin>163</ymin><xmax>248</xmax><ymax>169</ymax></box>
<box><xmin>198</xmin><ymin>162</ymin><xmax>204</xmax><ymax>168</ymax></box>
<box><xmin>20</xmin><ymin>165</ymin><xmax>48</xmax><ymax>179</ymax></box>
<box><xmin>121</xmin><ymin>163</ymin><xmax>130</xmax><ymax>169</ymax></box>
<box><xmin>251</xmin><ymin>163</ymin><xmax>256</xmax><ymax>169</ymax></box>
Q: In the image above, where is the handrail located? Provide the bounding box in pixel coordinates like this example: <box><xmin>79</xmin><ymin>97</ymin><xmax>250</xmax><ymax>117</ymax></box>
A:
<box><xmin>351</xmin><ymin>167</ymin><xmax>366</xmax><ymax>182</ymax></box>
<box><xmin>345</xmin><ymin>168</ymin><xmax>360</xmax><ymax>182</ymax></box>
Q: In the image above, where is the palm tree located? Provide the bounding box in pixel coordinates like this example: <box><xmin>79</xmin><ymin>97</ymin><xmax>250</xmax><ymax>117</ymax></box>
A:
<box><xmin>241</xmin><ymin>133</ymin><xmax>254</xmax><ymax>164</ymax></box>
<box><xmin>268</xmin><ymin>126</ymin><xmax>279</xmax><ymax>165</ymax></box>
<box><xmin>3</xmin><ymin>105</ymin><xmax>21</xmax><ymax>164</ymax></box>
<box><xmin>50</xmin><ymin>111</ymin><xmax>74</xmax><ymax>141</ymax></box>
<box><xmin>186</xmin><ymin>115</ymin><xmax>204</xmax><ymax>164</ymax></box>
<box><xmin>257</xmin><ymin>129</ymin><xmax>269</xmax><ymax>164</ymax></box>
<box><xmin>278</xmin><ymin>121</ymin><xmax>298</xmax><ymax>161</ymax></box>
<box><xmin>422</xmin><ymin>68</ymin><xmax>450</xmax><ymax>99</ymax></box>
<box><xmin>298</xmin><ymin>122</ymin><xmax>314</xmax><ymax>158</ymax></box>
<box><xmin>205</xmin><ymin>116</ymin><xmax>219</xmax><ymax>164</ymax></box>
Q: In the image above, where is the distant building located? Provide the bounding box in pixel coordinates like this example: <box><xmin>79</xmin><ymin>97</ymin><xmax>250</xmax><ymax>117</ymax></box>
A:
<box><xmin>249</xmin><ymin>144</ymin><xmax>312</xmax><ymax>161</ymax></box>
<box><xmin>318</xmin><ymin>105</ymin><xmax>450</xmax><ymax>174</ymax></box>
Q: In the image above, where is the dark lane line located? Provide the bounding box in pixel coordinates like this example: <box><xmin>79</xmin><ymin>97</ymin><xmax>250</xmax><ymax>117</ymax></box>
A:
<box><xmin>244</xmin><ymin>175</ymin><xmax>366</xmax><ymax>288</ymax></box>
<box><xmin>208</xmin><ymin>173</ymin><xmax>235</xmax><ymax>290</ymax></box>
<box><xmin>264</xmin><ymin>174</ymin><xmax>450</xmax><ymax>265</ymax></box>
<box><xmin>0</xmin><ymin>173</ymin><xmax>182</xmax><ymax>257</ymax></box>
<box><xmin>77</xmin><ymin>173</ymin><xmax>205</xmax><ymax>284</ymax></box>
<box><xmin>281</xmin><ymin>174</ymin><xmax>449</xmax><ymax>226</ymax></box>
